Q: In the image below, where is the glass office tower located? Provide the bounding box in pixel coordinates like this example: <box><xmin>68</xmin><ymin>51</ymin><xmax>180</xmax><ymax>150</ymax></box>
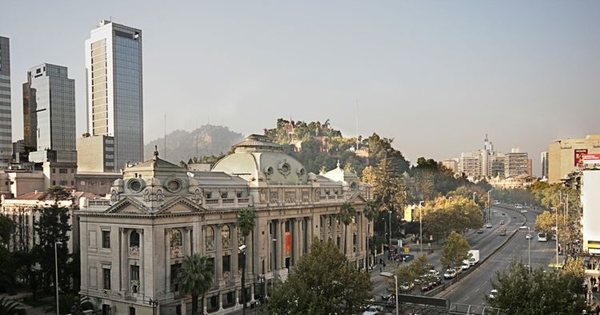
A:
<box><xmin>0</xmin><ymin>37</ymin><xmax>12</xmax><ymax>166</ymax></box>
<box><xmin>85</xmin><ymin>20</ymin><xmax>143</xmax><ymax>170</ymax></box>
<box><xmin>23</xmin><ymin>64</ymin><xmax>76</xmax><ymax>163</ymax></box>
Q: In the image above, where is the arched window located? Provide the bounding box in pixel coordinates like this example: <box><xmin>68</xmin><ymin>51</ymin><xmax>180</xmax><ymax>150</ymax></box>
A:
<box><xmin>170</xmin><ymin>229</ymin><xmax>182</xmax><ymax>248</ymax></box>
<box><xmin>221</xmin><ymin>225</ymin><xmax>230</xmax><ymax>240</ymax></box>
<box><xmin>206</xmin><ymin>226</ymin><xmax>214</xmax><ymax>242</ymax></box>
<box><xmin>130</xmin><ymin>231</ymin><xmax>140</xmax><ymax>247</ymax></box>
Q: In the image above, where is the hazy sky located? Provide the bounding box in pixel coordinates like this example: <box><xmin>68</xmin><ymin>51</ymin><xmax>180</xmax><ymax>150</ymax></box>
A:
<box><xmin>2</xmin><ymin>1</ymin><xmax>599</xmax><ymax>175</ymax></box>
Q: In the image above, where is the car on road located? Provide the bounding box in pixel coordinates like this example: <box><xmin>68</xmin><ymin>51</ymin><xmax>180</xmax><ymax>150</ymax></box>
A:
<box><xmin>499</xmin><ymin>220</ymin><xmax>504</xmax><ymax>225</ymax></box>
<box><xmin>443</xmin><ymin>268</ymin><xmax>458</xmax><ymax>279</ymax></box>
<box><xmin>519</xmin><ymin>225</ymin><xmax>528</xmax><ymax>230</ymax></box>
<box><xmin>485</xmin><ymin>223</ymin><xmax>492</xmax><ymax>228</ymax></box>
<box><xmin>489</xmin><ymin>289</ymin><xmax>498</xmax><ymax>300</ymax></box>
<box><xmin>499</xmin><ymin>228</ymin><xmax>507</xmax><ymax>236</ymax></box>
<box><xmin>477</xmin><ymin>229</ymin><xmax>484</xmax><ymax>234</ymax></box>
<box><xmin>521</xmin><ymin>209</ymin><xmax>528</xmax><ymax>213</ymax></box>
<box><xmin>525</xmin><ymin>233</ymin><xmax>532</xmax><ymax>239</ymax></box>
<box><xmin>362</xmin><ymin>305</ymin><xmax>381</xmax><ymax>315</ymax></box>
<box><xmin>394</xmin><ymin>253</ymin><xmax>414</xmax><ymax>262</ymax></box>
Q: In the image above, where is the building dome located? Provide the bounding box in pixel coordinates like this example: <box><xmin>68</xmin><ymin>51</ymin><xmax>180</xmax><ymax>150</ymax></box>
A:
<box><xmin>212</xmin><ymin>134</ymin><xmax>308</xmax><ymax>185</ymax></box>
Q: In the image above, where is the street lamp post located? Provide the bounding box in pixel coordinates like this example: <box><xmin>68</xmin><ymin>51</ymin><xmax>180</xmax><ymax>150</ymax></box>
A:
<box><xmin>55</xmin><ymin>241</ymin><xmax>62</xmax><ymax>315</ymax></box>
<box><xmin>419</xmin><ymin>201</ymin><xmax>424</xmax><ymax>255</ymax></box>
<box><xmin>388</xmin><ymin>210</ymin><xmax>392</xmax><ymax>249</ymax></box>
<box><xmin>527</xmin><ymin>227</ymin><xmax>531</xmax><ymax>274</ymax></box>
<box><xmin>148</xmin><ymin>298</ymin><xmax>158</xmax><ymax>315</ymax></box>
<box><xmin>473</xmin><ymin>192</ymin><xmax>476</xmax><ymax>203</ymax></box>
<box><xmin>380</xmin><ymin>272</ymin><xmax>398</xmax><ymax>315</ymax></box>
<box><xmin>487</xmin><ymin>189</ymin><xmax>493</xmax><ymax>223</ymax></box>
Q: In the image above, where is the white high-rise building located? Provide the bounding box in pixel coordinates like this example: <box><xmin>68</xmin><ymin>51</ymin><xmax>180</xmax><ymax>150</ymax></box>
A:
<box><xmin>0</xmin><ymin>36</ymin><xmax>12</xmax><ymax>166</ymax></box>
<box><xmin>84</xmin><ymin>20</ymin><xmax>144</xmax><ymax>171</ymax></box>
<box><xmin>23</xmin><ymin>63</ymin><xmax>77</xmax><ymax>163</ymax></box>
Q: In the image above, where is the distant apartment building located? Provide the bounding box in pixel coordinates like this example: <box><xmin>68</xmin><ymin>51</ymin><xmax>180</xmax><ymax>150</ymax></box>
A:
<box><xmin>23</xmin><ymin>63</ymin><xmax>77</xmax><ymax>163</ymax></box>
<box><xmin>505</xmin><ymin>148</ymin><xmax>529</xmax><ymax>177</ymax></box>
<box><xmin>547</xmin><ymin>134</ymin><xmax>600</xmax><ymax>184</ymax></box>
<box><xmin>83</xmin><ymin>20</ymin><xmax>144</xmax><ymax>171</ymax></box>
<box><xmin>440</xmin><ymin>158</ymin><xmax>458</xmax><ymax>173</ymax></box>
<box><xmin>0</xmin><ymin>36</ymin><xmax>12</xmax><ymax>167</ymax></box>
<box><xmin>459</xmin><ymin>136</ymin><xmax>530</xmax><ymax>179</ymax></box>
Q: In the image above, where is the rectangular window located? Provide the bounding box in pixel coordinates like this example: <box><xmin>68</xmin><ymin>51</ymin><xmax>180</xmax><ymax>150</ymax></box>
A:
<box><xmin>223</xmin><ymin>255</ymin><xmax>231</xmax><ymax>274</ymax></box>
<box><xmin>102</xmin><ymin>230</ymin><xmax>110</xmax><ymax>248</ymax></box>
<box><xmin>103</xmin><ymin>268</ymin><xmax>111</xmax><ymax>290</ymax></box>
<box><xmin>130</xmin><ymin>265</ymin><xmax>139</xmax><ymax>281</ymax></box>
<box><xmin>59</xmin><ymin>168</ymin><xmax>68</xmax><ymax>174</ymax></box>
<box><xmin>170</xmin><ymin>263</ymin><xmax>181</xmax><ymax>291</ymax></box>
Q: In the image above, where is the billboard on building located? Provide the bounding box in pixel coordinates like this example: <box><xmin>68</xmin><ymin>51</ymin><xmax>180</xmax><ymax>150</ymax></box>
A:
<box><xmin>582</xmin><ymin>170</ymin><xmax>600</xmax><ymax>254</ymax></box>
<box><xmin>582</xmin><ymin>154</ymin><xmax>600</xmax><ymax>165</ymax></box>
<box><xmin>575</xmin><ymin>149</ymin><xmax>588</xmax><ymax>166</ymax></box>
<box><xmin>285</xmin><ymin>232</ymin><xmax>292</xmax><ymax>258</ymax></box>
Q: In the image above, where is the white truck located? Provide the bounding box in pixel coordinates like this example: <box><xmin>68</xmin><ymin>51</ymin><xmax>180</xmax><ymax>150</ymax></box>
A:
<box><xmin>467</xmin><ymin>249</ymin><xmax>480</xmax><ymax>265</ymax></box>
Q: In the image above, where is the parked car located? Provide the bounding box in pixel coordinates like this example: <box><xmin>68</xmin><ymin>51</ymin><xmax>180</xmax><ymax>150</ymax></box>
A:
<box><xmin>443</xmin><ymin>268</ymin><xmax>458</xmax><ymax>279</ymax></box>
<box><xmin>362</xmin><ymin>305</ymin><xmax>380</xmax><ymax>315</ymax></box>
<box><xmin>394</xmin><ymin>253</ymin><xmax>414</xmax><ymax>262</ymax></box>
<box><xmin>489</xmin><ymin>289</ymin><xmax>498</xmax><ymax>300</ymax></box>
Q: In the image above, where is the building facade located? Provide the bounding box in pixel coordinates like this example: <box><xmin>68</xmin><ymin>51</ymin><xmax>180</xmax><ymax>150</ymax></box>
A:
<box><xmin>23</xmin><ymin>63</ymin><xmax>77</xmax><ymax>163</ymax></box>
<box><xmin>0</xmin><ymin>36</ymin><xmax>12</xmax><ymax>166</ymax></box>
<box><xmin>547</xmin><ymin>134</ymin><xmax>600</xmax><ymax>184</ymax></box>
<box><xmin>78</xmin><ymin>135</ymin><xmax>372</xmax><ymax>315</ymax></box>
<box><xmin>85</xmin><ymin>20</ymin><xmax>144</xmax><ymax>171</ymax></box>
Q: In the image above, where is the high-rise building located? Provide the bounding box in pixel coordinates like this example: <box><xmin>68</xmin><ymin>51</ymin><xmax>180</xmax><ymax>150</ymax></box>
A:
<box><xmin>84</xmin><ymin>20</ymin><xmax>143</xmax><ymax>171</ymax></box>
<box><xmin>547</xmin><ymin>134</ymin><xmax>600</xmax><ymax>183</ymax></box>
<box><xmin>0</xmin><ymin>36</ymin><xmax>12</xmax><ymax>166</ymax></box>
<box><xmin>23</xmin><ymin>63</ymin><xmax>76</xmax><ymax>163</ymax></box>
<box><xmin>541</xmin><ymin>151</ymin><xmax>549</xmax><ymax>179</ymax></box>
<box><xmin>505</xmin><ymin>148</ymin><xmax>529</xmax><ymax>177</ymax></box>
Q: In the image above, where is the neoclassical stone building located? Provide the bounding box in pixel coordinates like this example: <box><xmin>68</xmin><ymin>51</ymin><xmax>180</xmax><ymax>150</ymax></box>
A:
<box><xmin>78</xmin><ymin>134</ymin><xmax>372</xmax><ymax>315</ymax></box>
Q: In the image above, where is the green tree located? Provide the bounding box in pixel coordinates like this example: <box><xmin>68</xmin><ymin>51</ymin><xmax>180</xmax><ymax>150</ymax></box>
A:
<box><xmin>486</xmin><ymin>260</ymin><xmax>587</xmax><ymax>315</ymax></box>
<box><xmin>363</xmin><ymin>200</ymin><xmax>379</xmax><ymax>268</ymax></box>
<box><xmin>394</xmin><ymin>254</ymin><xmax>429</xmax><ymax>293</ymax></box>
<box><xmin>176</xmin><ymin>253</ymin><xmax>214</xmax><ymax>315</ymax></box>
<box><xmin>31</xmin><ymin>187</ymin><xmax>72</xmax><ymax>294</ymax></box>
<box><xmin>337</xmin><ymin>202</ymin><xmax>356</xmax><ymax>255</ymax></box>
<box><xmin>371</xmin><ymin>154</ymin><xmax>407</xmax><ymax>239</ymax></box>
<box><xmin>269</xmin><ymin>239</ymin><xmax>372</xmax><ymax>315</ymax></box>
<box><xmin>440</xmin><ymin>231</ymin><xmax>470</xmax><ymax>268</ymax></box>
<box><xmin>0</xmin><ymin>297</ymin><xmax>26</xmax><ymax>315</ymax></box>
<box><xmin>422</xmin><ymin>196</ymin><xmax>483</xmax><ymax>241</ymax></box>
<box><xmin>236</xmin><ymin>208</ymin><xmax>256</xmax><ymax>314</ymax></box>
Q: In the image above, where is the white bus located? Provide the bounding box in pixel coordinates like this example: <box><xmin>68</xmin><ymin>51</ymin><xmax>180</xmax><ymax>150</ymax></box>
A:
<box><xmin>537</xmin><ymin>232</ymin><xmax>548</xmax><ymax>242</ymax></box>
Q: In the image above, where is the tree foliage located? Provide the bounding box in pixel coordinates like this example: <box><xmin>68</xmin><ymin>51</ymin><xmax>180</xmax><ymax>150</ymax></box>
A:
<box><xmin>486</xmin><ymin>260</ymin><xmax>587</xmax><ymax>315</ymax></box>
<box><xmin>269</xmin><ymin>239</ymin><xmax>372</xmax><ymax>315</ymax></box>
<box><xmin>422</xmin><ymin>196</ymin><xmax>483</xmax><ymax>240</ymax></box>
<box><xmin>176</xmin><ymin>253</ymin><xmax>214</xmax><ymax>315</ymax></box>
<box><xmin>236</xmin><ymin>207</ymin><xmax>256</xmax><ymax>311</ymax></box>
<box><xmin>440</xmin><ymin>231</ymin><xmax>470</xmax><ymax>268</ymax></box>
<box><xmin>395</xmin><ymin>254</ymin><xmax>429</xmax><ymax>293</ymax></box>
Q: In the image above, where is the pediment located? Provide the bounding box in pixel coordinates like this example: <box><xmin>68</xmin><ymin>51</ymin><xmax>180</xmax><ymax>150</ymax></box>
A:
<box><xmin>106</xmin><ymin>197</ymin><xmax>148</xmax><ymax>214</ymax></box>
<box><xmin>154</xmin><ymin>196</ymin><xmax>205</xmax><ymax>215</ymax></box>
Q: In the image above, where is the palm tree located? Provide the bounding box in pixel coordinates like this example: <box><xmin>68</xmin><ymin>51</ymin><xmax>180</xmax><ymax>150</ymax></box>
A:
<box><xmin>0</xmin><ymin>297</ymin><xmax>25</xmax><ymax>315</ymax></box>
<box><xmin>363</xmin><ymin>200</ymin><xmax>379</xmax><ymax>269</ymax></box>
<box><xmin>337</xmin><ymin>202</ymin><xmax>357</xmax><ymax>255</ymax></box>
<box><xmin>176</xmin><ymin>253</ymin><xmax>214</xmax><ymax>315</ymax></box>
<box><xmin>236</xmin><ymin>208</ymin><xmax>256</xmax><ymax>315</ymax></box>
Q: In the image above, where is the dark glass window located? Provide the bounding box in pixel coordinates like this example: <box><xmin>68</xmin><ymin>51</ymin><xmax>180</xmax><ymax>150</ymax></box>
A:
<box><xmin>103</xmin><ymin>268</ymin><xmax>111</xmax><ymax>290</ymax></box>
<box><xmin>102</xmin><ymin>231</ymin><xmax>110</xmax><ymax>248</ymax></box>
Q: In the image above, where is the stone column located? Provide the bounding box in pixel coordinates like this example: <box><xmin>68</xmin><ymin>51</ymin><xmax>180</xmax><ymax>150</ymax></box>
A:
<box><xmin>279</xmin><ymin>220</ymin><xmax>285</xmax><ymax>269</ymax></box>
<box><xmin>307</xmin><ymin>217</ymin><xmax>313</xmax><ymax>250</ymax></box>
<box><xmin>231</xmin><ymin>224</ymin><xmax>239</xmax><ymax>283</ymax></box>
<box><xmin>215</xmin><ymin>225</ymin><xmax>223</xmax><ymax>284</ymax></box>
<box><xmin>120</xmin><ymin>228</ymin><xmax>127</xmax><ymax>293</ymax></box>
<box><xmin>292</xmin><ymin>219</ymin><xmax>300</xmax><ymax>265</ymax></box>
<box><xmin>165</xmin><ymin>229</ymin><xmax>171</xmax><ymax>294</ymax></box>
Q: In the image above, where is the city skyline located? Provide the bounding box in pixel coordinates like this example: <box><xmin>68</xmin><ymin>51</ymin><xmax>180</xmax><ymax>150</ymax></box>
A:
<box><xmin>1</xmin><ymin>1</ymin><xmax>599</xmax><ymax>175</ymax></box>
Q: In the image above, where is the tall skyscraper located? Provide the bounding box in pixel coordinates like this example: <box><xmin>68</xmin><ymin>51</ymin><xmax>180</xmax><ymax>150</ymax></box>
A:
<box><xmin>23</xmin><ymin>64</ymin><xmax>76</xmax><ymax>163</ymax></box>
<box><xmin>85</xmin><ymin>20</ymin><xmax>144</xmax><ymax>171</ymax></box>
<box><xmin>0</xmin><ymin>37</ymin><xmax>12</xmax><ymax>166</ymax></box>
